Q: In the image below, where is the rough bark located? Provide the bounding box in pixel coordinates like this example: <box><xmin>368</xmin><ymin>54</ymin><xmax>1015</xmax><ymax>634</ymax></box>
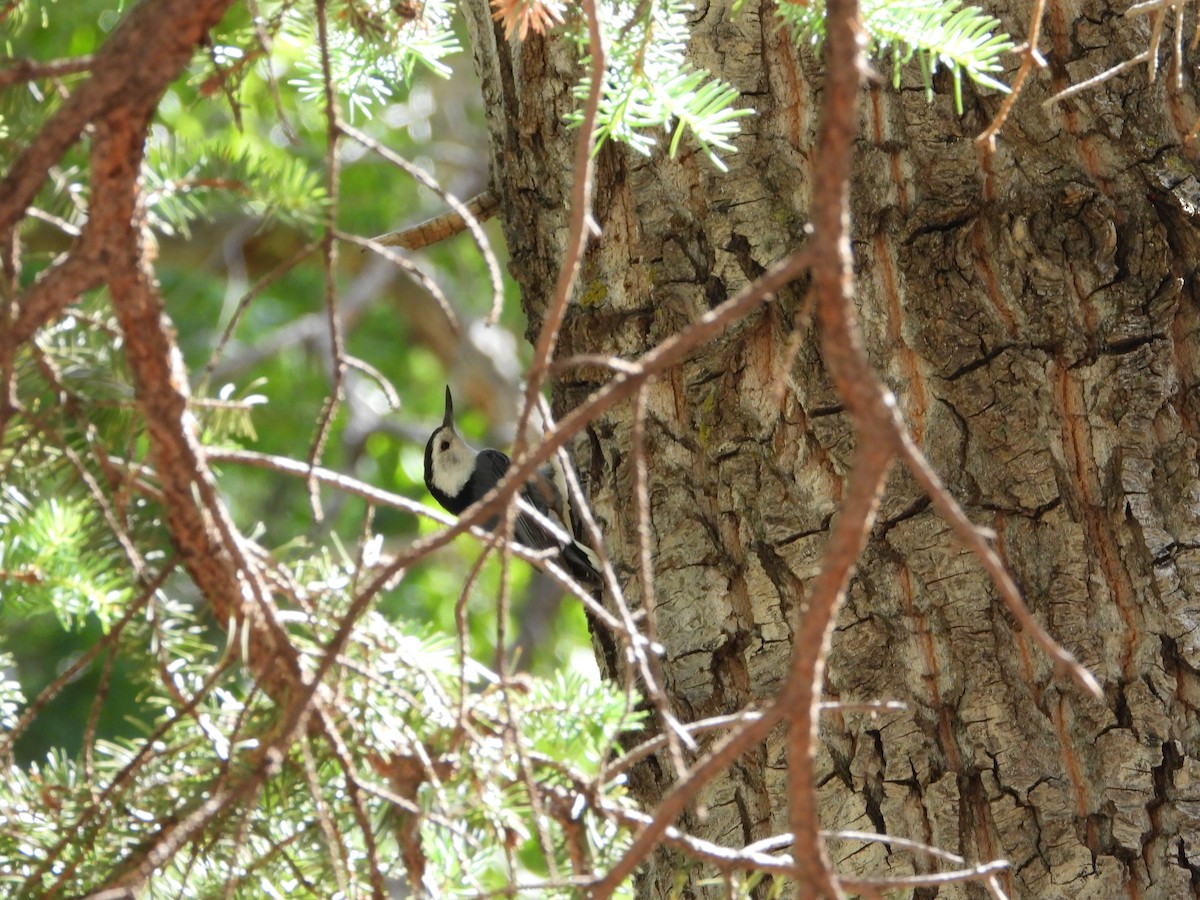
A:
<box><xmin>463</xmin><ymin>0</ymin><xmax>1200</xmax><ymax>896</ymax></box>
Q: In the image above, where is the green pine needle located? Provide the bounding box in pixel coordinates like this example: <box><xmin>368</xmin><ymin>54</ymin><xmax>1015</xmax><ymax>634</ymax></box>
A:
<box><xmin>779</xmin><ymin>0</ymin><xmax>1014</xmax><ymax>112</ymax></box>
<box><xmin>570</xmin><ymin>0</ymin><xmax>753</xmax><ymax>169</ymax></box>
<box><xmin>143</xmin><ymin>137</ymin><xmax>328</xmax><ymax>238</ymax></box>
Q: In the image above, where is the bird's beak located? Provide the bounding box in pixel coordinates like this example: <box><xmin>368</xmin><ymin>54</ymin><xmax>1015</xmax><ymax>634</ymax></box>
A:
<box><xmin>442</xmin><ymin>386</ymin><xmax>455</xmax><ymax>428</ymax></box>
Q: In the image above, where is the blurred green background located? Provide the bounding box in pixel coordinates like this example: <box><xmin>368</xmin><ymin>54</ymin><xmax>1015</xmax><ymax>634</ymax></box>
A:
<box><xmin>1</xmin><ymin>0</ymin><xmax>594</xmax><ymax>767</ymax></box>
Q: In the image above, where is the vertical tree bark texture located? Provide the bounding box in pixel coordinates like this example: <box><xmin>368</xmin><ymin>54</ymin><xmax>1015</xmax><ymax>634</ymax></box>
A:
<box><xmin>463</xmin><ymin>0</ymin><xmax>1200</xmax><ymax>895</ymax></box>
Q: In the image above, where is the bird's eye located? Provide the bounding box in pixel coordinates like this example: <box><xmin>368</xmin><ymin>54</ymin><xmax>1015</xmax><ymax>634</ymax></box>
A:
<box><xmin>439</xmin><ymin>440</ymin><xmax>450</xmax><ymax>452</ymax></box>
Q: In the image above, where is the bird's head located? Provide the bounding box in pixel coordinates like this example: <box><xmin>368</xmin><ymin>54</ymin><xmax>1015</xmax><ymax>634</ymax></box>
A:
<box><xmin>424</xmin><ymin>386</ymin><xmax>476</xmax><ymax>499</ymax></box>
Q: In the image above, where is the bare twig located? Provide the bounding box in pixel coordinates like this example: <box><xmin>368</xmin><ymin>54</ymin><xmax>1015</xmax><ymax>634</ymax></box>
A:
<box><xmin>337</xmin><ymin>230</ymin><xmax>461</xmax><ymax>333</ymax></box>
<box><xmin>1043</xmin><ymin>51</ymin><xmax>1151</xmax><ymax>108</ymax></box>
<box><xmin>895</xmin><ymin>434</ymin><xmax>1100</xmax><ymax>695</ymax></box>
<box><xmin>607</xmin><ymin>710</ymin><xmax>763</xmax><ymax>775</ymax></box>
<box><xmin>509</xmin><ymin>0</ymin><xmax>606</xmax><ymax>475</ymax></box>
<box><xmin>576</xmin><ymin>785</ymin><xmax>1013</xmax><ymax>893</ymax></box>
<box><xmin>0</xmin><ymin>54</ymin><xmax>95</xmax><ymax>87</ymax></box>
<box><xmin>24</xmin><ymin>204</ymin><xmax>83</xmax><ymax>237</ymax></box>
<box><xmin>199</xmin><ymin>238</ymin><xmax>321</xmax><ymax>387</ymax></box>
<box><xmin>371</xmin><ymin>188</ymin><xmax>499</xmax><ymax>251</ymax></box>
<box><xmin>344</xmin><ymin>354</ymin><xmax>401</xmax><ymax>410</ymax></box>
<box><xmin>315</xmin><ymin>709</ymin><xmax>392</xmax><ymax>900</ymax></box>
<box><xmin>1174</xmin><ymin>2</ymin><xmax>1184</xmax><ymax>90</ymax></box>
<box><xmin>306</xmin><ymin>0</ymin><xmax>348</xmax><ymax>521</ymax></box>
<box><xmin>342</xmin><ymin>125</ymin><xmax>504</xmax><ymax>325</ymax></box>
<box><xmin>245</xmin><ymin>0</ymin><xmax>298</xmax><ymax>143</ymax></box>
<box><xmin>975</xmin><ymin>0</ymin><xmax>1047</xmax><ymax>158</ymax></box>
<box><xmin>629</xmin><ymin>382</ymin><xmax>687</xmax><ymax>777</ymax></box>
<box><xmin>300</xmin><ymin>735</ymin><xmax>353</xmax><ymax>896</ymax></box>
<box><xmin>1124</xmin><ymin>0</ymin><xmax>1179</xmax><ymax>12</ymax></box>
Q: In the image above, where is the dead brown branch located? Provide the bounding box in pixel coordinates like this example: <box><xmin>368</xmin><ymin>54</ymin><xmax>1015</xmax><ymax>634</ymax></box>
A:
<box><xmin>0</xmin><ymin>54</ymin><xmax>95</xmax><ymax>87</ymax></box>
<box><xmin>371</xmin><ymin>189</ymin><xmax>499</xmax><ymax>251</ymax></box>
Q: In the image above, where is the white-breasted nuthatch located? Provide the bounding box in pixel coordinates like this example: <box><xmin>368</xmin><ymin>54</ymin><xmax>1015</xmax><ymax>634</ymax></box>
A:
<box><xmin>424</xmin><ymin>386</ymin><xmax>600</xmax><ymax>587</ymax></box>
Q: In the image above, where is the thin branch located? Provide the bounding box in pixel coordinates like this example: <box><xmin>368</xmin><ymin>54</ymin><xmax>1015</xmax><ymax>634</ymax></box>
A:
<box><xmin>207</xmin><ymin>249</ymin><xmax>400</xmax><ymax>382</ymax></box>
<box><xmin>371</xmin><ymin>189</ymin><xmax>500</xmax><ymax>252</ymax></box>
<box><xmin>8</xmin><ymin>241</ymin><xmax>104</xmax><ymax>344</ymax></box>
<box><xmin>246</xmin><ymin>0</ymin><xmax>298</xmax><ymax>143</ymax></box>
<box><xmin>549</xmin><ymin>353</ymin><xmax>643</xmax><ymax>375</ymax></box>
<box><xmin>199</xmin><ymin>237</ymin><xmax>321</xmax><ymax>387</ymax></box>
<box><xmin>607</xmin><ymin>710</ymin><xmax>763</xmax><ymax>776</ymax></box>
<box><xmin>1042</xmin><ymin>51</ymin><xmax>1151</xmax><ymax>108</ymax></box>
<box><xmin>306</xmin><ymin>0</ymin><xmax>348</xmax><ymax>521</ymax></box>
<box><xmin>343</xmin><ymin>353</ymin><xmax>401</xmax><ymax>409</ymax></box>
<box><xmin>300</xmin><ymin>734</ymin><xmax>352</xmax><ymax>896</ymax></box>
<box><xmin>1124</xmin><ymin>0</ymin><xmax>1179</xmax><ymax>12</ymax></box>
<box><xmin>895</xmin><ymin>433</ymin><xmax>1100</xmax><ymax>695</ymax></box>
<box><xmin>843</xmin><ymin>862</ymin><xmax>1011</xmax><ymax>892</ymax></box>
<box><xmin>341</xmin><ymin>124</ymin><xmax>504</xmax><ymax>325</ymax></box>
<box><xmin>510</xmin><ymin>0</ymin><xmax>606</xmax><ymax>475</ymax></box>
<box><xmin>629</xmin><ymin>381</ymin><xmax>687</xmax><ymax>777</ymax></box>
<box><xmin>0</xmin><ymin>54</ymin><xmax>95</xmax><ymax>87</ymax></box>
<box><xmin>579</xmin><ymin>786</ymin><xmax>1013</xmax><ymax>893</ymax></box>
<box><xmin>24</xmin><ymin>204</ymin><xmax>83</xmax><ymax>237</ymax></box>
<box><xmin>337</xmin><ymin>230</ymin><xmax>461</xmax><ymax>334</ymax></box>
<box><xmin>456</xmin><ymin>532</ymin><xmax>500</xmax><ymax>722</ymax></box>
<box><xmin>1174</xmin><ymin>2</ymin><xmax>1184</xmax><ymax>90</ymax></box>
<box><xmin>975</xmin><ymin>0</ymin><xmax>1047</xmax><ymax>158</ymax></box>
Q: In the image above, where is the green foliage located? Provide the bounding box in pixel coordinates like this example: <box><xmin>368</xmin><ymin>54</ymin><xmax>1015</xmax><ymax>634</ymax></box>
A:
<box><xmin>195</xmin><ymin>380</ymin><xmax>271</xmax><ymax>444</ymax></box>
<box><xmin>0</xmin><ymin>574</ymin><xmax>643</xmax><ymax>896</ymax></box>
<box><xmin>143</xmin><ymin>137</ymin><xmax>328</xmax><ymax>238</ymax></box>
<box><xmin>282</xmin><ymin>0</ymin><xmax>463</xmax><ymax>120</ymax></box>
<box><xmin>3</xmin><ymin>0</ymin><xmax>625</xmax><ymax>885</ymax></box>
<box><xmin>519</xmin><ymin>670</ymin><xmax>638</xmax><ymax>775</ymax></box>
<box><xmin>778</xmin><ymin>0</ymin><xmax>1013</xmax><ymax>112</ymax></box>
<box><xmin>0</xmin><ymin>493</ymin><xmax>131</xmax><ymax>631</ymax></box>
<box><xmin>570</xmin><ymin>0</ymin><xmax>751</xmax><ymax>169</ymax></box>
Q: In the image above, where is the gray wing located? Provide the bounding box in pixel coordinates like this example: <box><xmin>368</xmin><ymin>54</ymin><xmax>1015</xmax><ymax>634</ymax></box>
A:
<box><xmin>473</xmin><ymin>449</ymin><xmax>512</xmax><ymax>490</ymax></box>
<box><xmin>472</xmin><ymin>449</ymin><xmax>557</xmax><ymax>552</ymax></box>
<box><xmin>517</xmin><ymin>468</ymin><xmax>601</xmax><ymax>585</ymax></box>
<box><xmin>477</xmin><ymin>449</ymin><xmax>600</xmax><ymax>585</ymax></box>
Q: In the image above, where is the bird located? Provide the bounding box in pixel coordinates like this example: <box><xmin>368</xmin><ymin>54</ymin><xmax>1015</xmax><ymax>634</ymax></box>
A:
<box><xmin>424</xmin><ymin>386</ymin><xmax>601</xmax><ymax>587</ymax></box>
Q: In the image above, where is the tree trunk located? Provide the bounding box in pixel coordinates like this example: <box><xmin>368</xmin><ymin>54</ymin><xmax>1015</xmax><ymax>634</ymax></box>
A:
<box><xmin>463</xmin><ymin>0</ymin><xmax>1200</xmax><ymax>896</ymax></box>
